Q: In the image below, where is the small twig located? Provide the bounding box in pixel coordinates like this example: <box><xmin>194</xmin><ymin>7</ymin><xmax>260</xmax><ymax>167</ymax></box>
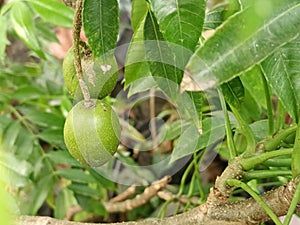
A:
<box><xmin>64</xmin><ymin>176</ymin><xmax>171</xmax><ymax>218</ymax></box>
<box><xmin>110</xmin><ymin>185</ymin><xmax>136</xmax><ymax>203</ymax></box>
<box><xmin>157</xmin><ymin>190</ymin><xmax>200</xmax><ymax>205</ymax></box>
<box><xmin>103</xmin><ymin>176</ymin><xmax>171</xmax><ymax>213</ymax></box>
<box><xmin>72</xmin><ymin>0</ymin><xmax>93</xmax><ymax>107</ymax></box>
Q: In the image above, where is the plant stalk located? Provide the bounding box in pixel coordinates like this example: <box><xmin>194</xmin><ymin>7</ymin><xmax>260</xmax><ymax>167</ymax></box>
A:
<box><xmin>72</xmin><ymin>0</ymin><xmax>93</xmax><ymax>108</ymax></box>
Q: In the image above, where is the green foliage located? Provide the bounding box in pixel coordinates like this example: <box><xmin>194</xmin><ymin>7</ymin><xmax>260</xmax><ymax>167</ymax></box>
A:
<box><xmin>186</xmin><ymin>0</ymin><xmax>300</xmax><ymax>86</ymax></box>
<box><xmin>10</xmin><ymin>1</ymin><xmax>46</xmax><ymax>59</ymax></box>
<box><xmin>82</xmin><ymin>0</ymin><xmax>119</xmax><ymax>58</ymax></box>
<box><xmin>149</xmin><ymin>0</ymin><xmax>206</xmax><ymax>51</ymax></box>
<box><xmin>29</xmin><ymin>0</ymin><xmax>74</xmax><ymax>28</ymax></box>
<box><xmin>262</xmin><ymin>36</ymin><xmax>300</xmax><ymax>122</ymax></box>
<box><xmin>1</xmin><ymin>0</ymin><xmax>300</xmax><ymax>224</ymax></box>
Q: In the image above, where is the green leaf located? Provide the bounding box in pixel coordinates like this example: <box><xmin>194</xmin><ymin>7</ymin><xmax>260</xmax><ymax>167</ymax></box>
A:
<box><xmin>124</xmin><ymin>13</ymin><xmax>154</xmax><ymax>95</ymax></box>
<box><xmin>14</xmin><ymin>127</ymin><xmax>34</xmax><ymax>160</ymax></box>
<box><xmin>0</xmin><ymin>1</ymin><xmax>15</xmax><ymax>16</ymax></box>
<box><xmin>54</xmin><ymin>189</ymin><xmax>76</xmax><ymax>219</ymax></box>
<box><xmin>47</xmin><ymin>150</ymin><xmax>81</xmax><ymax>167</ymax></box>
<box><xmin>171</xmin><ymin>123</ymin><xmax>200</xmax><ymax>162</ymax></box>
<box><xmin>144</xmin><ymin>11</ymin><xmax>183</xmax><ymax>99</ymax></box>
<box><xmin>131</xmin><ymin>0</ymin><xmax>148</xmax><ymax>32</ymax></box>
<box><xmin>56</xmin><ymin>168</ymin><xmax>96</xmax><ymax>184</ymax></box>
<box><xmin>75</xmin><ymin>194</ymin><xmax>106</xmax><ymax>216</ymax></box>
<box><xmin>240</xmin><ymin>65</ymin><xmax>266</xmax><ymax>108</ymax></box>
<box><xmin>163</xmin><ymin>120</ymin><xmax>181</xmax><ymax>141</ymax></box>
<box><xmin>204</xmin><ymin>3</ymin><xmax>228</xmax><ymax>30</ymax></box>
<box><xmin>83</xmin><ymin>0</ymin><xmax>119</xmax><ymax>57</ymax></box>
<box><xmin>0</xmin><ymin>93</ymin><xmax>9</xmax><ymax>105</ymax></box>
<box><xmin>24</xmin><ymin>110</ymin><xmax>64</xmax><ymax>129</ymax></box>
<box><xmin>171</xmin><ymin>111</ymin><xmax>235</xmax><ymax>162</ymax></box>
<box><xmin>186</xmin><ymin>0</ymin><xmax>300</xmax><ymax>88</ymax></box>
<box><xmin>12</xmin><ymin>86</ymin><xmax>44</xmax><ymax>101</ymax></box>
<box><xmin>0</xmin><ymin>119</ymin><xmax>33</xmax><ymax>160</ymax></box>
<box><xmin>1</xmin><ymin>121</ymin><xmax>20</xmax><ymax>152</ymax></box>
<box><xmin>239</xmin><ymin>89</ymin><xmax>261</xmax><ymax>123</ymax></box>
<box><xmin>37</xmin><ymin>129</ymin><xmax>64</xmax><ymax>145</ymax></box>
<box><xmin>29</xmin><ymin>175</ymin><xmax>54</xmax><ymax>215</ymax></box>
<box><xmin>10</xmin><ymin>2</ymin><xmax>45</xmax><ymax>59</ymax></box>
<box><xmin>28</xmin><ymin>0</ymin><xmax>74</xmax><ymax>27</ymax></box>
<box><xmin>250</xmin><ymin>120</ymin><xmax>269</xmax><ymax>142</ymax></box>
<box><xmin>0</xmin><ymin>152</ymin><xmax>32</xmax><ymax>187</ymax></box>
<box><xmin>0</xmin><ymin>16</ymin><xmax>9</xmax><ymax>62</ymax></box>
<box><xmin>68</xmin><ymin>183</ymin><xmax>100</xmax><ymax>197</ymax></box>
<box><xmin>35</xmin><ymin>21</ymin><xmax>59</xmax><ymax>43</ymax></box>
<box><xmin>87</xmin><ymin>168</ymin><xmax>116</xmax><ymax>190</ymax></box>
<box><xmin>261</xmin><ymin>37</ymin><xmax>300</xmax><ymax>121</ymax></box>
<box><xmin>0</xmin><ymin>184</ymin><xmax>16</xmax><ymax>225</ymax></box>
<box><xmin>203</xmin><ymin>0</ymin><xmax>241</xmax><ymax>30</ymax></box>
<box><xmin>203</xmin><ymin>9</ymin><xmax>225</xmax><ymax>30</ymax></box>
<box><xmin>220</xmin><ymin>77</ymin><xmax>244</xmax><ymax>109</ymax></box>
<box><xmin>150</xmin><ymin>0</ymin><xmax>206</xmax><ymax>51</ymax></box>
<box><xmin>185</xmin><ymin>91</ymin><xmax>204</xmax><ymax>114</ymax></box>
<box><xmin>46</xmin><ymin>80</ymin><xmax>63</xmax><ymax>95</ymax></box>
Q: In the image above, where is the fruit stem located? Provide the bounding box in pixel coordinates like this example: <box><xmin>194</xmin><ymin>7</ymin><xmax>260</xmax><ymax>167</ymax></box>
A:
<box><xmin>72</xmin><ymin>0</ymin><xmax>93</xmax><ymax>108</ymax></box>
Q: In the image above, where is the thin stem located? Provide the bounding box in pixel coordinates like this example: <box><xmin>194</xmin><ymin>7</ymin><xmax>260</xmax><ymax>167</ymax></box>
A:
<box><xmin>72</xmin><ymin>0</ymin><xmax>93</xmax><ymax>107</ymax></box>
<box><xmin>231</xmin><ymin>107</ymin><xmax>256</xmax><ymax>154</ymax></box>
<box><xmin>241</xmin><ymin>148</ymin><xmax>293</xmax><ymax>170</ymax></box>
<box><xmin>292</xmin><ymin>115</ymin><xmax>300</xmax><ymax>178</ymax></box>
<box><xmin>158</xmin><ymin>199</ymin><xmax>173</xmax><ymax>218</ymax></box>
<box><xmin>177</xmin><ymin>152</ymin><xmax>202</xmax><ymax>196</ymax></box>
<box><xmin>218</xmin><ymin>88</ymin><xmax>237</xmax><ymax>160</ymax></box>
<box><xmin>283</xmin><ymin>180</ymin><xmax>300</xmax><ymax>225</ymax></box>
<box><xmin>177</xmin><ymin>157</ymin><xmax>195</xmax><ymax>196</ymax></box>
<box><xmin>243</xmin><ymin>170</ymin><xmax>291</xmax><ymax>180</ymax></box>
<box><xmin>260</xmin><ymin>65</ymin><xmax>274</xmax><ymax>136</ymax></box>
<box><xmin>264</xmin><ymin>126</ymin><xmax>297</xmax><ymax>151</ymax></box>
<box><xmin>8</xmin><ymin>105</ymin><xmax>38</xmax><ymax>134</ymax></box>
<box><xmin>263</xmin><ymin>158</ymin><xmax>291</xmax><ymax>167</ymax></box>
<box><xmin>227</xmin><ymin>179</ymin><xmax>283</xmax><ymax>225</ymax></box>
<box><xmin>192</xmin><ymin>151</ymin><xmax>206</xmax><ymax>203</ymax></box>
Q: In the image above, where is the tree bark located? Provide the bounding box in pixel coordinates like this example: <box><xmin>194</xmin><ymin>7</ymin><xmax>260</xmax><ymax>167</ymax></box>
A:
<box><xmin>14</xmin><ymin>179</ymin><xmax>300</xmax><ymax>225</ymax></box>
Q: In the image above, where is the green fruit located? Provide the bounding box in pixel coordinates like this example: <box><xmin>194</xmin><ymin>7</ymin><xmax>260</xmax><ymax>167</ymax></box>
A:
<box><xmin>63</xmin><ymin>47</ymin><xmax>118</xmax><ymax>101</ymax></box>
<box><xmin>63</xmin><ymin>99</ymin><xmax>121</xmax><ymax>167</ymax></box>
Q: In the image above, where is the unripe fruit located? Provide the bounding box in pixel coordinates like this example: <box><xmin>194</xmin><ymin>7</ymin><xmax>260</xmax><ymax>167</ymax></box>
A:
<box><xmin>63</xmin><ymin>99</ymin><xmax>121</xmax><ymax>167</ymax></box>
<box><xmin>63</xmin><ymin>47</ymin><xmax>118</xmax><ymax>101</ymax></box>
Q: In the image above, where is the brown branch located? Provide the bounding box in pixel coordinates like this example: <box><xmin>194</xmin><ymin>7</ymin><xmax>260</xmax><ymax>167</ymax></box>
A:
<box><xmin>72</xmin><ymin>0</ymin><xmax>93</xmax><ymax>107</ymax></box>
<box><xmin>157</xmin><ymin>190</ymin><xmax>199</xmax><ymax>205</ymax></box>
<box><xmin>103</xmin><ymin>176</ymin><xmax>171</xmax><ymax>213</ymax></box>
<box><xmin>15</xmin><ymin>208</ymin><xmax>246</xmax><ymax>225</ymax></box>
<box><xmin>15</xmin><ymin>179</ymin><xmax>300</xmax><ymax>225</ymax></box>
<box><xmin>110</xmin><ymin>185</ymin><xmax>136</xmax><ymax>203</ymax></box>
<box><xmin>208</xmin><ymin>179</ymin><xmax>300</xmax><ymax>224</ymax></box>
<box><xmin>64</xmin><ymin>176</ymin><xmax>168</xmax><ymax>220</ymax></box>
<box><xmin>207</xmin><ymin>157</ymin><xmax>244</xmax><ymax>205</ymax></box>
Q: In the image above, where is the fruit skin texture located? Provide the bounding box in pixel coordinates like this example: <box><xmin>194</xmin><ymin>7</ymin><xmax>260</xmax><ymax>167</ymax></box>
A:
<box><xmin>63</xmin><ymin>47</ymin><xmax>118</xmax><ymax>101</ymax></box>
<box><xmin>64</xmin><ymin>99</ymin><xmax>121</xmax><ymax>167</ymax></box>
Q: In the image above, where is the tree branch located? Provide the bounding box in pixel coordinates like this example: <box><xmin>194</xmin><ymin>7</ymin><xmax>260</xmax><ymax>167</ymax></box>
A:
<box><xmin>103</xmin><ymin>176</ymin><xmax>171</xmax><ymax>213</ymax></box>
<box><xmin>14</xmin><ymin>179</ymin><xmax>300</xmax><ymax>225</ymax></box>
